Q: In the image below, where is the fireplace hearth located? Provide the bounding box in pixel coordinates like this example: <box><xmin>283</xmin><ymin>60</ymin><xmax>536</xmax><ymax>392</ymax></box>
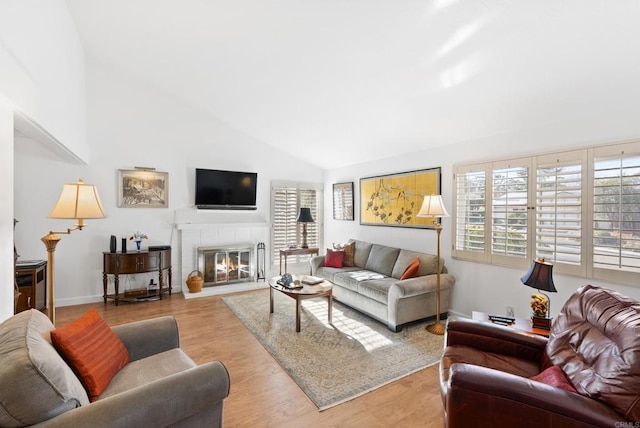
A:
<box><xmin>198</xmin><ymin>244</ymin><xmax>254</xmax><ymax>286</ymax></box>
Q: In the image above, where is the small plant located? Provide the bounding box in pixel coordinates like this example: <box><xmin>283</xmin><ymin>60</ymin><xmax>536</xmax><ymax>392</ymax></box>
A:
<box><xmin>130</xmin><ymin>231</ymin><xmax>148</xmax><ymax>241</ymax></box>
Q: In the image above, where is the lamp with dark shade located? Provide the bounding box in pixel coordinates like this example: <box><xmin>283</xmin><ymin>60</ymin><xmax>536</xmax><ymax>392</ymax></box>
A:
<box><xmin>521</xmin><ymin>258</ymin><xmax>557</xmax><ymax>330</ymax></box>
<box><xmin>417</xmin><ymin>195</ymin><xmax>449</xmax><ymax>335</ymax></box>
<box><xmin>42</xmin><ymin>179</ymin><xmax>106</xmax><ymax>323</ymax></box>
<box><xmin>296</xmin><ymin>207</ymin><xmax>314</xmax><ymax>249</ymax></box>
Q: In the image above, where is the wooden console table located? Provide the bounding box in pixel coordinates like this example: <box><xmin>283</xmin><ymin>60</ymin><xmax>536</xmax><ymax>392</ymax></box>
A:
<box><xmin>279</xmin><ymin>247</ymin><xmax>319</xmax><ymax>274</ymax></box>
<box><xmin>103</xmin><ymin>249</ymin><xmax>172</xmax><ymax>305</ymax></box>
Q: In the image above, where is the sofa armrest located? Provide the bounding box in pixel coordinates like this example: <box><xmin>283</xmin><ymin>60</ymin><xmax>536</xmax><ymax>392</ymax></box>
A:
<box><xmin>446</xmin><ymin>363</ymin><xmax>627</xmax><ymax>427</ymax></box>
<box><xmin>34</xmin><ymin>361</ymin><xmax>230</xmax><ymax>428</ymax></box>
<box><xmin>310</xmin><ymin>255</ymin><xmax>325</xmax><ymax>275</ymax></box>
<box><xmin>445</xmin><ymin>317</ymin><xmax>547</xmax><ymax>363</ymax></box>
<box><xmin>112</xmin><ymin>316</ymin><xmax>180</xmax><ymax>362</ymax></box>
<box><xmin>390</xmin><ymin>273</ymin><xmax>455</xmax><ymax>298</ymax></box>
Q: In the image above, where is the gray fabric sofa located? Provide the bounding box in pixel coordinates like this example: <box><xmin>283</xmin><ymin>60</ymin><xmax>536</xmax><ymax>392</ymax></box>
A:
<box><xmin>310</xmin><ymin>239</ymin><xmax>455</xmax><ymax>332</ymax></box>
<box><xmin>0</xmin><ymin>309</ymin><xmax>230</xmax><ymax>428</ymax></box>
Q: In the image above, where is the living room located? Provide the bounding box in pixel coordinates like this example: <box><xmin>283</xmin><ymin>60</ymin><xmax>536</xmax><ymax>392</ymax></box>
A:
<box><xmin>3</xmin><ymin>1</ymin><xmax>640</xmax><ymax>426</ymax></box>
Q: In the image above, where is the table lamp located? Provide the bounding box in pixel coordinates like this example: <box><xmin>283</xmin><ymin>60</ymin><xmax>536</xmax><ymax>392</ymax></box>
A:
<box><xmin>417</xmin><ymin>195</ymin><xmax>449</xmax><ymax>335</ymax></box>
<box><xmin>41</xmin><ymin>179</ymin><xmax>106</xmax><ymax>323</ymax></box>
<box><xmin>521</xmin><ymin>258</ymin><xmax>557</xmax><ymax>330</ymax></box>
<box><xmin>296</xmin><ymin>207</ymin><xmax>314</xmax><ymax>249</ymax></box>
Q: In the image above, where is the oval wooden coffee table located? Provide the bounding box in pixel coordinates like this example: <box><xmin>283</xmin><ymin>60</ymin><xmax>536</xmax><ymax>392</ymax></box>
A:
<box><xmin>269</xmin><ymin>275</ymin><xmax>333</xmax><ymax>332</ymax></box>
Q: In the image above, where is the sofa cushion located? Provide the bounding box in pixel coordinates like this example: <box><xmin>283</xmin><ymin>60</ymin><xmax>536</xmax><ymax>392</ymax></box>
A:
<box><xmin>391</xmin><ymin>249</ymin><xmax>439</xmax><ymax>279</ymax></box>
<box><xmin>0</xmin><ymin>310</ymin><xmax>89</xmax><ymax>428</ymax></box>
<box><xmin>333</xmin><ymin>242</ymin><xmax>355</xmax><ymax>267</ymax></box>
<box><xmin>357</xmin><ymin>278</ymin><xmax>397</xmax><ymax>304</ymax></box>
<box><xmin>99</xmin><ymin>348</ymin><xmax>196</xmax><ymax>399</ymax></box>
<box><xmin>51</xmin><ymin>309</ymin><xmax>130</xmax><ymax>402</ymax></box>
<box><xmin>365</xmin><ymin>244</ymin><xmax>400</xmax><ymax>277</ymax></box>
<box><xmin>547</xmin><ymin>284</ymin><xmax>640</xmax><ymax>421</ymax></box>
<box><xmin>400</xmin><ymin>257</ymin><xmax>420</xmax><ymax>280</ymax></box>
<box><xmin>351</xmin><ymin>239</ymin><xmax>373</xmax><ymax>268</ymax></box>
<box><xmin>333</xmin><ymin>270</ymin><xmax>386</xmax><ymax>293</ymax></box>
<box><xmin>324</xmin><ymin>249</ymin><xmax>345</xmax><ymax>268</ymax></box>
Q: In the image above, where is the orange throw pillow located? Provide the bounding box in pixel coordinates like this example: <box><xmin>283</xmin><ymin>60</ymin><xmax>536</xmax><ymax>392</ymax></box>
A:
<box><xmin>401</xmin><ymin>257</ymin><xmax>420</xmax><ymax>280</ymax></box>
<box><xmin>51</xmin><ymin>309</ymin><xmax>130</xmax><ymax>401</ymax></box>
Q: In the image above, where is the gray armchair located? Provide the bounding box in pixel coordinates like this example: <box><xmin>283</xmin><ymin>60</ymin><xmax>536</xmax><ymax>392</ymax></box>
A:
<box><xmin>0</xmin><ymin>309</ymin><xmax>230</xmax><ymax>428</ymax></box>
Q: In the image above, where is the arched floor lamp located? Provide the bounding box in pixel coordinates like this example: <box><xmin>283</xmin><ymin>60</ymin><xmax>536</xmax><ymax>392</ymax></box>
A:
<box><xmin>417</xmin><ymin>194</ymin><xmax>449</xmax><ymax>335</ymax></box>
<box><xmin>42</xmin><ymin>179</ymin><xmax>106</xmax><ymax>324</ymax></box>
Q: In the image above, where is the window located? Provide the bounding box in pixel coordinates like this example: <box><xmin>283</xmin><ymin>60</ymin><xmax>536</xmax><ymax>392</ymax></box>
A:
<box><xmin>453</xmin><ymin>141</ymin><xmax>640</xmax><ymax>285</ymax></box>
<box><xmin>271</xmin><ymin>181</ymin><xmax>322</xmax><ymax>267</ymax></box>
<box><xmin>592</xmin><ymin>145</ymin><xmax>640</xmax><ymax>283</ymax></box>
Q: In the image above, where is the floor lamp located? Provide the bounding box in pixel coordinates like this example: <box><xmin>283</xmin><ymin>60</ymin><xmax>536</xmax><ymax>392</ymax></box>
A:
<box><xmin>42</xmin><ymin>179</ymin><xmax>106</xmax><ymax>324</ymax></box>
<box><xmin>417</xmin><ymin>195</ymin><xmax>449</xmax><ymax>335</ymax></box>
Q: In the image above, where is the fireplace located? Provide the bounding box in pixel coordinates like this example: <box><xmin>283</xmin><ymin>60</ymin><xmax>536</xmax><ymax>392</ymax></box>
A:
<box><xmin>197</xmin><ymin>244</ymin><xmax>254</xmax><ymax>286</ymax></box>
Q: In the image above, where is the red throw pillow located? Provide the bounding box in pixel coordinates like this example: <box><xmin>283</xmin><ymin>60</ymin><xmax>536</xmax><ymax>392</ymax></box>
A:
<box><xmin>530</xmin><ymin>365</ymin><xmax>577</xmax><ymax>393</ymax></box>
<box><xmin>401</xmin><ymin>257</ymin><xmax>421</xmax><ymax>280</ymax></box>
<box><xmin>324</xmin><ymin>249</ymin><xmax>345</xmax><ymax>268</ymax></box>
<box><xmin>51</xmin><ymin>309</ymin><xmax>130</xmax><ymax>401</ymax></box>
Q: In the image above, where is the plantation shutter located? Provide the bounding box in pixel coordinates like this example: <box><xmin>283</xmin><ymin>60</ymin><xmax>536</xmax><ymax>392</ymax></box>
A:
<box><xmin>490</xmin><ymin>159</ymin><xmax>529</xmax><ymax>267</ymax></box>
<box><xmin>453</xmin><ymin>164</ymin><xmax>488</xmax><ymax>262</ymax></box>
<box><xmin>535</xmin><ymin>150</ymin><xmax>586</xmax><ymax>276</ymax></box>
<box><xmin>271</xmin><ymin>183</ymin><xmax>322</xmax><ymax>268</ymax></box>
<box><xmin>592</xmin><ymin>142</ymin><xmax>640</xmax><ymax>281</ymax></box>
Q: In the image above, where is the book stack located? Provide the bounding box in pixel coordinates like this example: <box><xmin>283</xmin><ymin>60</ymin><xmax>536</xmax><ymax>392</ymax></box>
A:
<box><xmin>488</xmin><ymin>314</ymin><xmax>515</xmax><ymax>326</ymax></box>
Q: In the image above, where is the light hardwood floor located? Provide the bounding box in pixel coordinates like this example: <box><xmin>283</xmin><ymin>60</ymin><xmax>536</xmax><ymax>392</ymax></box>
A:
<box><xmin>56</xmin><ymin>291</ymin><xmax>445</xmax><ymax>428</ymax></box>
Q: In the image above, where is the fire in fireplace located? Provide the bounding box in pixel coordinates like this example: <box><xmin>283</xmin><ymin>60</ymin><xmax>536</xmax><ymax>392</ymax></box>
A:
<box><xmin>198</xmin><ymin>244</ymin><xmax>254</xmax><ymax>286</ymax></box>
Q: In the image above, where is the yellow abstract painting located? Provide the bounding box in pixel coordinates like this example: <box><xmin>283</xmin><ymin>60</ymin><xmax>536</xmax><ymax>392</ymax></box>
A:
<box><xmin>360</xmin><ymin>168</ymin><xmax>441</xmax><ymax>228</ymax></box>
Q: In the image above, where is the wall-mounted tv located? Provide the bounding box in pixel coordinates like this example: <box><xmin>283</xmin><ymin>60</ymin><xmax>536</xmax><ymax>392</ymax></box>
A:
<box><xmin>195</xmin><ymin>168</ymin><xmax>258</xmax><ymax>210</ymax></box>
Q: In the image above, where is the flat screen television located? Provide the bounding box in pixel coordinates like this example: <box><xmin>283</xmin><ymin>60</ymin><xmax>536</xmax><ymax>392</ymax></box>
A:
<box><xmin>195</xmin><ymin>168</ymin><xmax>258</xmax><ymax>210</ymax></box>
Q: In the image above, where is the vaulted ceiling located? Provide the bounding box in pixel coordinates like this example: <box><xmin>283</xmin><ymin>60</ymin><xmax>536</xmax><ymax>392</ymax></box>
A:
<box><xmin>65</xmin><ymin>0</ymin><xmax>640</xmax><ymax>169</ymax></box>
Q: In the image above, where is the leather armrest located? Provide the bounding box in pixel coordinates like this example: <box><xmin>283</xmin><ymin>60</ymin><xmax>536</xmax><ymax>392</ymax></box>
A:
<box><xmin>446</xmin><ymin>363</ymin><xmax>628</xmax><ymax>427</ymax></box>
<box><xmin>445</xmin><ymin>317</ymin><xmax>547</xmax><ymax>363</ymax></box>
<box><xmin>112</xmin><ymin>316</ymin><xmax>180</xmax><ymax>362</ymax></box>
<box><xmin>34</xmin><ymin>361</ymin><xmax>230</xmax><ymax>428</ymax></box>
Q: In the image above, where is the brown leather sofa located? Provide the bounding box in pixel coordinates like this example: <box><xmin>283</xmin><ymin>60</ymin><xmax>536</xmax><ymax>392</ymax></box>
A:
<box><xmin>440</xmin><ymin>284</ymin><xmax>640</xmax><ymax>427</ymax></box>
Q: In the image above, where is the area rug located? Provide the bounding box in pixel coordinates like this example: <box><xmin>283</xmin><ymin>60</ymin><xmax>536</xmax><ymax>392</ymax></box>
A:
<box><xmin>222</xmin><ymin>290</ymin><xmax>444</xmax><ymax>410</ymax></box>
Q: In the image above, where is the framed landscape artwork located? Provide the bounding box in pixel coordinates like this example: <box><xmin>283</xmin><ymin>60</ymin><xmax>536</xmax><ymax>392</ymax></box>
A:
<box><xmin>360</xmin><ymin>167</ymin><xmax>441</xmax><ymax>228</ymax></box>
<box><xmin>118</xmin><ymin>169</ymin><xmax>169</xmax><ymax>208</ymax></box>
<box><xmin>333</xmin><ymin>182</ymin><xmax>354</xmax><ymax>221</ymax></box>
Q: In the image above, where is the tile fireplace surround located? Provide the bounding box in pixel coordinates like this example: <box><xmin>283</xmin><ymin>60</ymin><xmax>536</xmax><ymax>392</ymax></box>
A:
<box><xmin>177</xmin><ymin>222</ymin><xmax>269</xmax><ymax>299</ymax></box>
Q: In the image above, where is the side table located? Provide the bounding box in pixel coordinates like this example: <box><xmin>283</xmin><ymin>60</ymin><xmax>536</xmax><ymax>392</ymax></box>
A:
<box><xmin>279</xmin><ymin>247</ymin><xmax>319</xmax><ymax>274</ymax></box>
<box><xmin>472</xmin><ymin>311</ymin><xmax>550</xmax><ymax>338</ymax></box>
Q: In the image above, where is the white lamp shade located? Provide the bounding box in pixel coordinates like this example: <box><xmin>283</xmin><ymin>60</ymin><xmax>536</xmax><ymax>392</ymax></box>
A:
<box><xmin>417</xmin><ymin>195</ymin><xmax>449</xmax><ymax>218</ymax></box>
<box><xmin>48</xmin><ymin>179</ymin><xmax>107</xmax><ymax>220</ymax></box>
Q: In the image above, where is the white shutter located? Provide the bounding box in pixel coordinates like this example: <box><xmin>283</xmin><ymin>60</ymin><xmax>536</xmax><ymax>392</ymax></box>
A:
<box><xmin>453</xmin><ymin>164</ymin><xmax>488</xmax><ymax>262</ymax></box>
<box><xmin>271</xmin><ymin>184</ymin><xmax>322</xmax><ymax>268</ymax></box>
<box><xmin>592</xmin><ymin>142</ymin><xmax>640</xmax><ymax>281</ymax></box>
<box><xmin>490</xmin><ymin>159</ymin><xmax>529</xmax><ymax>266</ymax></box>
<box><xmin>535</xmin><ymin>150</ymin><xmax>586</xmax><ymax>276</ymax></box>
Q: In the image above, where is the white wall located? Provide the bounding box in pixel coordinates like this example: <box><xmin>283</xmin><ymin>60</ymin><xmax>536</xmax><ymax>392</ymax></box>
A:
<box><xmin>324</xmin><ymin>120</ymin><xmax>640</xmax><ymax>320</ymax></box>
<box><xmin>0</xmin><ymin>94</ymin><xmax>14</xmax><ymax>321</ymax></box>
<box><xmin>14</xmin><ymin>61</ymin><xmax>324</xmax><ymax>306</ymax></box>
<box><xmin>0</xmin><ymin>0</ymin><xmax>88</xmax><ymax>162</ymax></box>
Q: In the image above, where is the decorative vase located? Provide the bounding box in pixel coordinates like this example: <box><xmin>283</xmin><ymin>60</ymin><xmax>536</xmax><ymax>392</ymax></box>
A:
<box><xmin>135</xmin><ymin>240</ymin><xmax>142</xmax><ymax>251</ymax></box>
